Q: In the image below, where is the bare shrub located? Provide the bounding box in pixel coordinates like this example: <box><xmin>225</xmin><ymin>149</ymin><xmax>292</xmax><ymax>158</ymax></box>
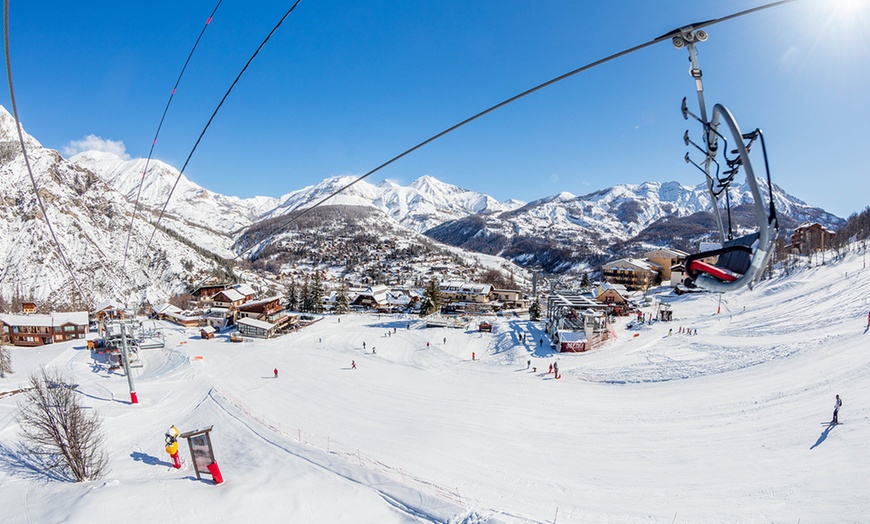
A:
<box><xmin>16</xmin><ymin>367</ymin><xmax>108</xmax><ymax>481</ymax></box>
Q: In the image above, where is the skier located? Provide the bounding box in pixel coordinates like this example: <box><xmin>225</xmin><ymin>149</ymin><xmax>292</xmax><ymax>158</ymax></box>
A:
<box><xmin>527</xmin><ymin>359</ymin><xmax>530</xmax><ymax>369</ymax></box>
<box><xmin>273</xmin><ymin>368</ymin><xmax>278</xmax><ymax>379</ymax></box>
<box><xmin>362</xmin><ymin>341</ymin><xmax>366</xmax><ymax>350</ymax></box>
<box><xmin>832</xmin><ymin>394</ymin><xmax>842</xmax><ymax>424</ymax></box>
<box><xmin>539</xmin><ymin>338</ymin><xmax>543</xmax><ymax>347</ymax></box>
<box><xmin>443</xmin><ymin>337</ymin><xmax>446</xmax><ymax>344</ymax></box>
<box><xmin>554</xmin><ymin>362</ymin><xmax>559</xmax><ymax>375</ymax></box>
<box><xmin>351</xmin><ymin>360</ymin><xmax>357</xmax><ymax>370</ymax></box>
<box><xmin>472</xmin><ymin>352</ymin><xmax>475</xmax><ymax>361</ymax></box>
<box><xmin>867</xmin><ymin>310</ymin><xmax>870</xmax><ymax>327</ymax></box>
<box><xmin>548</xmin><ymin>363</ymin><xmax>553</xmax><ymax>374</ymax></box>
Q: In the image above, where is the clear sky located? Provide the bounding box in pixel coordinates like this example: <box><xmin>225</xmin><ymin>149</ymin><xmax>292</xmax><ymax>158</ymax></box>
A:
<box><xmin>3</xmin><ymin>0</ymin><xmax>868</xmax><ymax>218</ymax></box>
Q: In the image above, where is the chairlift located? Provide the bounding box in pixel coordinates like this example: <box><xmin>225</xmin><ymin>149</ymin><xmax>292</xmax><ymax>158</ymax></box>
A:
<box><xmin>676</xmin><ymin>27</ymin><xmax>779</xmax><ymax>292</ymax></box>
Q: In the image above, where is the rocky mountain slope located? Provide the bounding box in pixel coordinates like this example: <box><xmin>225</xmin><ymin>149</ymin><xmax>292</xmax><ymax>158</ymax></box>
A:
<box><xmin>0</xmin><ymin>107</ymin><xmax>235</xmax><ymax>308</ymax></box>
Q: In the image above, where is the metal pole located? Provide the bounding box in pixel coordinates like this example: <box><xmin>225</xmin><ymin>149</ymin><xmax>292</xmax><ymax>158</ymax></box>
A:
<box><xmin>119</xmin><ymin>322</ymin><xmax>138</xmax><ymax>404</ymax></box>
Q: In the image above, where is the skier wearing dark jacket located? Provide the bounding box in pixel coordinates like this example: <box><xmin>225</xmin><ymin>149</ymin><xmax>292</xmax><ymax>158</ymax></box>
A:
<box><xmin>832</xmin><ymin>394</ymin><xmax>842</xmax><ymax>424</ymax></box>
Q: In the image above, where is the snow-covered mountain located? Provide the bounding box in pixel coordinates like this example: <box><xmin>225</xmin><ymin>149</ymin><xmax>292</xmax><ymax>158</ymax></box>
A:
<box><xmin>262</xmin><ymin>174</ymin><xmax>522</xmax><ymax>232</ymax></box>
<box><xmin>426</xmin><ymin>180</ymin><xmax>844</xmax><ymax>273</ymax></box>
<box><xmin>0</xmin><ymin>107</ymin><xmax>235</xmax><ymax>307</ymax></box>
<box><xmin>70</xmin><ymin>150</ymin><xmax>279</xmax><ymax>234</ymax></box>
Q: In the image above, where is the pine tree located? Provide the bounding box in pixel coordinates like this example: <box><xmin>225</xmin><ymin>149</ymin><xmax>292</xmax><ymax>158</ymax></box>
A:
<box><xmin>311</xmin><ymin>271</ymin><xmax>325</xmax><ymax>314</ymax></box>
<box><xmin>334</xmin><ymin>278</ymin><xmax>350</xmax><ymax>314</ymax></box>
<box><xmin>285</xmin><ymin>278</ymin><xmax>299</xmax><ymax>312</ymax></box>
<box><xmin>529</xmin><ymin>299</ymin><xmax>542</xmax><ymax>321</ymax></box>
<box><xmin>581</xmin><ymin>272</ymin><xmax>590</xmax><ymax>288</ymax></box>
<box><xmin>301</xmin><ymin>277</ymin><xmax>312</xmax><ymax>313</ymax></box>
<box><xmin>420</xmin><ymin>278</ymin><xmax>442</xmax><ymax>316</ymax></box>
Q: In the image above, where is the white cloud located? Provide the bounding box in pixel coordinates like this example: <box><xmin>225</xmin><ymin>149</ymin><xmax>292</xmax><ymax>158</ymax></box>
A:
<box><xmin>63</xmin><ymin>134</ymin><xmax>130</xmax><ymax>159</ymax></box>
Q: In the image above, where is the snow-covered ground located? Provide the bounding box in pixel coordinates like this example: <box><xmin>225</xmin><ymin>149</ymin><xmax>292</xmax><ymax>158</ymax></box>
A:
<box><xmin>1</xmin><ymin>250</ymin><xmax>869</xmax><ymax>523</ymax></box>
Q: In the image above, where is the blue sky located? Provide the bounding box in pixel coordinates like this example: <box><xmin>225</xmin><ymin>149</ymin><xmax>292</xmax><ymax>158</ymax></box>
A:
<box><xmin>3</xmin><ymin>0</ymin><xmax>868</xmax><ymax>218</ymax></box>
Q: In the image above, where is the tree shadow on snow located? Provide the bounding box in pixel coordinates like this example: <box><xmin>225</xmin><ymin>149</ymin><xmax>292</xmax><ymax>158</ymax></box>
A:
<box><xmin>810</xmin><ymin>423</ymin><xmax>837</xmax><ymax>450</ymax></box>
<box><xmin>131</xmin><ymin>451</ymin><xmax>173</xmax><ymax>468</ymax></box>
<box><xmin>0</xmin><ymin>441</ymin><xmax>74</xmax><ymax>482</ymax></box>
<box><xmin>506</xmin><ymin>320</ymin><xmax>556</xmax><ymax>358</ymax></box>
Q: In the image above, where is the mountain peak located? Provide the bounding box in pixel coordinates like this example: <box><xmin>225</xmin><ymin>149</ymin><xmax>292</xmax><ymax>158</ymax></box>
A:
<box><xmin>0</xmin><ymin>105</ymin><xmax>41</xmax><ymax>147</ymax></box>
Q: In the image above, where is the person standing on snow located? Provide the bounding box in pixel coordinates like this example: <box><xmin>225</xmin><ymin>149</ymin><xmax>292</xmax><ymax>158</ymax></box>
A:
<box><xmin>351</xmin><ymin>360</ymin><xmax>357</xmax><ymax>370</ymax></box>
<box><xmin>832</xmin><ymin>394</ymin><xmax>842</xmax><ymax>424</ymax></box>
<box><xmin>273</xmin><ymin>368</ymin><xmax>278</xmax><ymax>379</ymax></box>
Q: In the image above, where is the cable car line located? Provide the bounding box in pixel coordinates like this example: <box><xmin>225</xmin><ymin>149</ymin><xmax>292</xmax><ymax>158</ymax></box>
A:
<box><xmin>122</xmin><ymin>0</ymin><xmax>224</xmax><ymax>271</ymax></box>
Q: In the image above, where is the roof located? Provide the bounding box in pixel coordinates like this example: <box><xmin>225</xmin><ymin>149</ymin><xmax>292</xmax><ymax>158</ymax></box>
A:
<box><xmin>557</xmin><ymin>330</ymin><xmax>587</xmax><ymax>343</ymax></box>
<box><xmin>439</xmin><ymin>281</ymin><xmax>493</xmax><ymax>295</ymax></box>
<box><xmin>214</xmin><ymin>288</ymin><xmax>246</xmax><ymax>302</ymax></box>
<box><xmin>644</xmin><ymin>247</ymin><xmax>689</xmax><ymax>258</ymax></box>
<box><xmin>200</xmin><ymin>326</ymin><xmax>216</xmax><ymax>334</ymax></box>
<box><xmin>234</xmin><ymin>283</ymin><xmax>257</xmax><ymax>296</ymax></box>
<box><xmin>602</xmin><ymin>258</ymin><xmax>653</xmax><ymax>272</ymax></box>
<box><xmin>95</xmin><ymin>299</ymin><xmax>121</xmax><ymax>312</ymax></box>
<box><xmin>237</xmin><ymin>296</ymin><xmax>281</xmax><ymax>313</ymax></box>
<box><xmin>1</xmin><ymin>311</ymin><xmax>89</xmax><ymax>327</ymax></box>
<box><xmin>52</xmin><ymin>312</ymin><xmax>90</xmax><ymax>326</ymax></box>
<box><xmin>237</xmin><ymin>317</ymin><xmax>276</xmax><ymax>330</ymax></box>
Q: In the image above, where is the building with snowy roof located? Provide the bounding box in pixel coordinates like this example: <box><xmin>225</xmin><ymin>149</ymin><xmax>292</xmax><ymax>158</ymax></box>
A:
<box><xmin>1</xmin><ymin>311</ymin><xmax>89</xmax><ymax>347</ymax></box>
<box><xmin>236</xmin><ymin>317</ymin><xmax>279</xmax><ymax>339</ymax></box>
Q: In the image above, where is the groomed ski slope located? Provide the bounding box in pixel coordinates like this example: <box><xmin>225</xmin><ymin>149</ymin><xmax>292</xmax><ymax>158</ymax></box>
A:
<box><xmin>1</xmin><ymin>249</ymin><xmax>868</xmax><ymax>523</ymax></box>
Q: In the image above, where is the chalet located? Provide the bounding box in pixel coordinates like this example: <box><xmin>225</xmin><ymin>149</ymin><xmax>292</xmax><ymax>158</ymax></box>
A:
<box><xmin>192</xmin><ymin>283</ymin><xmax>230</xmax><ymax>301</ymax></box>
<box><xmin>211</xmin><ymin>288</ymin><xmax>249</xmax><ymax>309</ymax></box>
<box><xmin>155</xmin><ymin>305</ymin><xmax>206</xmax><ymax>328</ymax></box>
<box><xmin>644</xmin><ymin>248</ymin><xmax>688</xmax><ymax>281</ymax></box>
<box><xmin>236</xmin><ymin>296</ymin><xmax>292</xmax><ymax>329</ymax></box>
<box><xmin>791</xmin><ymin>223</ymin><xmax>836</xmax><ymax>255</ymax></box>
<box><xmin>601</xmin><ymin>258</ymin><xmax>661</xmax><ymax>291</ymax></box>
<box><xmin>22</xmin><ymin>302</ymin><xmax>37</xmax><ymax>314</ymax></box>
<box><xmin>94</xmin><ymin>299</ymin><xmax>124</xmax><ymax>323</ymax></box>
<box><xmin>593</xmin><ymin>282</ymin><xmax>632</xmax><ymax>315</ymax></box>
<box><xmin>352</xmin><ymin>285</ymin><xmax>389</xmax><ymax>309</ymax></box>
<box><xmin>478</xmin><ymin>321</ymin><xmax>492</xmax><ymax>332</ymax></box>
<box><xmin>490</xmin><ymin>289</ymin><xmax>528</xmax><ymax>310</ymax></box>
<box><xmin>236</xmin><ymin>317</ymin><xmax>279</xmax><ymax>339</ymax></box>
<box><xmin>440</xmin><ymin>281</ymin><xmax>493</xmax><ymax>304</ymax></box>
<box><xmin>200</xmin><ymin>326</ymin><xmax>216</xmax><ymax>339</ymax></box>
<box><xmin>206</xmin><ymin>307</ymin><xmax>231</xmax><ymax>330</ymax></box>
<box><xmin>1</xmin><ymin>311</ymin><xmax>89</xmax><ymax>347</ymax></box>
<box><xmin>153</xmin><ymin>303</ymin><xmax>181</xmax><ymax>320</ymax></box>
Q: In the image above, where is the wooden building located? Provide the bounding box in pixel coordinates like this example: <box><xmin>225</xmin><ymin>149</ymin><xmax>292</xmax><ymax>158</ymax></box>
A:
<box><xmin>236</xmin><ymin>317</ymin><xmax>279</xmax><ymax>339</ymax></box>
<box><xmin>791</xmin><ymin>223</ymin><xmax>836</xmax><ymax>255</ymax></box>
<box><xmin>200</xmin><ymin>326</ymin><xmax>216</xmax><ymax>339</ymax></box>
<box><xmin>1</xmin><ymin>312</ymin><xmax>89</xmax><ymax>347</ymax></box>
<box><xmin>601</xmin><ymin>258</ymin><xmax>661</xmax><ymax>291</ymax></box>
